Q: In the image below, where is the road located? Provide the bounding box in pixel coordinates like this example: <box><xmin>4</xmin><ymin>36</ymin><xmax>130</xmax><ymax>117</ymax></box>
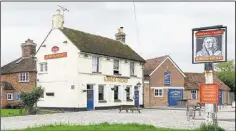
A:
<box><xmin>1</xmin><ymin>106</ymin><xmax>235</xmax><ymax>130</ymax></box>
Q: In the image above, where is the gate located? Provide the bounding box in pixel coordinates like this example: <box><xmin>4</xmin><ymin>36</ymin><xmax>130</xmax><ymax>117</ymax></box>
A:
<box><xmin>168</xmin><ymin>89</ymin><xmax>183</xmax><ymax>106</ymax></box>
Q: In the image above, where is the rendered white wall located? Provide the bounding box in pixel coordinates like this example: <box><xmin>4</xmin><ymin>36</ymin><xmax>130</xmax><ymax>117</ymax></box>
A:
<box><xmin>36</xmin><ymin>29</ymin><xmax>144</xmax><ymax>108</ymax></box>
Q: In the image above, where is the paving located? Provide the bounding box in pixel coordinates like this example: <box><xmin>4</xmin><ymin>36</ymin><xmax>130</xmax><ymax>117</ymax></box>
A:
<box><xmin>1</xmin><ymin>106</ymin><xmax>235</xmax><ymax>130</ymax></box>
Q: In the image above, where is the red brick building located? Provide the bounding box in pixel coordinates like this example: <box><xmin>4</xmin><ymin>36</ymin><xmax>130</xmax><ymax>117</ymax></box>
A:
<box><xmin>1</xmin><ymin>39</ymin><xmax>37</xmax><ymax>108</ymax></box>
<box><xmin>143</xmin><ymin>55</ymin><xmax>186</xmax><ymax>107</ymax></box>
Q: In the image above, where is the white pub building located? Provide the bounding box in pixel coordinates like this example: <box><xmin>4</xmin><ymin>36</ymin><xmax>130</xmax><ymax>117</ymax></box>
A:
<box><xmin>36</xmin><ymin>9</ymin><xmax>145</xmax><ymax>111</ymax></box>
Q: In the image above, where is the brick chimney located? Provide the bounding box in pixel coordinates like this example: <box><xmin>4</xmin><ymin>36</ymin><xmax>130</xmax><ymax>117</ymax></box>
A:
<box><xmin>115</xmin><ymin>27</ymin><xmax>126</xmax><ymax>43</ymax></box>
<box><xmin>21</xmin><ymin>39</ymin><xmax>37</xmax><ymax>57</ymax></box>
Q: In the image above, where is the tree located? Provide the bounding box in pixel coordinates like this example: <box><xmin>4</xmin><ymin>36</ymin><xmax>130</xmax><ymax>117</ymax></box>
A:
<box><xmin>20</xmin><ymin>87</ymin><xmax>44</xmax><ymax>114</ymax></box>
<box><xmin>214</xmin><ymin>59</ymin><xmax>235</xmax><ymax>92</ymax></box>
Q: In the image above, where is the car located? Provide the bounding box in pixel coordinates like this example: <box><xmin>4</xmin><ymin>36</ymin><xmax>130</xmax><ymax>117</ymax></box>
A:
<box><xmin>232</xmin><ymin>101</ymin><xmax>235</xmax><ymax>108</ymax></box>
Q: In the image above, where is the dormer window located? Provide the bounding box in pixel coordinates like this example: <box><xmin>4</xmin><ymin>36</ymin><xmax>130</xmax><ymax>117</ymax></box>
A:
<box><xmin>113</xmin><ymin>59</ymin><xmax>119</xmax><ymax>75</ymax></box>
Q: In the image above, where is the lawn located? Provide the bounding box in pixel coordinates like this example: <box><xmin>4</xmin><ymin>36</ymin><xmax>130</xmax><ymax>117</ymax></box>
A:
<box><xmin>1</xmin><ymin>109</ymin><xmax>26</xmax><ymax>117</ymax></box>
<box><xmin>3</xmin><ymin>123</ymin><xmax>191</xmax><ymax>131</ymax></box>
<box><xmin>1</xmin><ymin>109</ymin><xmax>62</xmax><ymax>117</ymax></box>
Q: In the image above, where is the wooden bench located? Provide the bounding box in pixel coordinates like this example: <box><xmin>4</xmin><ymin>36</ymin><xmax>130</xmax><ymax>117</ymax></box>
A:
<box><xmin>119</xmin><ymin>105</ymin><xmax>141</xmax><ymax>113</ymax></box>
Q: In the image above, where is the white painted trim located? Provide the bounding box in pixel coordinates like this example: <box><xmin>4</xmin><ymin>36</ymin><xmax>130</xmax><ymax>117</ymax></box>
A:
<box><xmin>151</xmin><ymin>87</ymin><xmax>185</xmax><ymax>89</ymax></box>
<box><xmin>7</xmin><ymin>93</ymin><xmax>13</xmax><ymax>100</ymax></box>
<box><xmin>144</xmin><ymin>81</ymin><xmax>149</xmax><ymax>84</ymax></box>
<box><xmin>149</xmin><ymin>56</ymin><xmax>186</xmax><ymax>78</ymax></box>
<box><xmin>149</xmin><ymin>57</ymin><xmax>168</xmax><ymax>76</ymax></box>
<box><xmin>154</xmin><ymin>88</ymin><xmax>164</xmax><ymax>97</ymax></box>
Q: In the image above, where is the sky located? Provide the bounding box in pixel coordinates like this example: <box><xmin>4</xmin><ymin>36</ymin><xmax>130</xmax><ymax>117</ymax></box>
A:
<box><xmin>1</xmin><ymin>2</ymin><xmax>235</xmax><ymax>73</ymax></box>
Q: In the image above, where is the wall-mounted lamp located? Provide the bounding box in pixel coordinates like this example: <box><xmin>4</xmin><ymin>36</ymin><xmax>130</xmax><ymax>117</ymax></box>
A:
<box><xmin>42</xmin><ymin>45</ymin><xmax>46</xmax><ymax>47</ymax></box>
<box><xmin>111</xmin><ymin>88</ymin><xmax>115</xmax><ymax>91</ymax></box>
<box><xmin>63</xmin><ymin>41</ymin><xmax>67</xmax><ymax>44</ymax></box>
<box><xmin>137</xmin><ymin>82</ymin><xmax>141</xmax><ymax>86</ymax></box>
<box><xmin>82</xmin><ymin>90</ymin><xmax>87</xmax><ymax>92</ymax></box>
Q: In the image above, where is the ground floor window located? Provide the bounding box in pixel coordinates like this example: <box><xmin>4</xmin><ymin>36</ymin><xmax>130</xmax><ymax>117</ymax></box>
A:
<box><xmin>126</xmin><ymin>86</ymin><xmax>131</xmax><ymax>100</ymax></box>
<box><xmin>98</xmin><ymin>85</ymin><xmax>105</xmax><ymax>101</ymax></box>
<box><xmin>7</xmin><ymin>93</ymin><xmax>13</xmax><ymax>100</ymax></box>
<box><xmin>15</xmin><ymin>93</ymin><xmax>20</xmax><ymax>101</ymax></box>
<box><xmin>114</xmin><ymin>86</ymin><xmax>119</xmax><ymax>100</ymax></box>
<box><xmin>154</xmin><ymin>89</ymin><xmax>163</xmax><ymax>97</ymax></box>
<box><xmin>191</xmin><ymin>90</ymin><xmax>197</xmax><ymax>100</ymax></box>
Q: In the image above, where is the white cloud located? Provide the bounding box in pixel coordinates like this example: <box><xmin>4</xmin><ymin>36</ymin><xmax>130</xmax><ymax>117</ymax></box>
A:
<box><xmin>1</xmin><ymin>2</ymin><xmax>235</xmax><ymax>73</ymax></box>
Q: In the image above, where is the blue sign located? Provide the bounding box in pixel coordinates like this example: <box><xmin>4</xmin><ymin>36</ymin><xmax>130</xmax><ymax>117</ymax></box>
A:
<box><xmin>164</xmin><ymin>72</ymin><xmax>171</xmax><ymax>86</ymax></box>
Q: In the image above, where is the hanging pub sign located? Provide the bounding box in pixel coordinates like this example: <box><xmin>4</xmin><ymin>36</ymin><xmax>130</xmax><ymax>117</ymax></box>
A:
<box><xmin>192</xmin><ymin>25</ymin><xmax>227</xmax><ymax>64</ymax></box>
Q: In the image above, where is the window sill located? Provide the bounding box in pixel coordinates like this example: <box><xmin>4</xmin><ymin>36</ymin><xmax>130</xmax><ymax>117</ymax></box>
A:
<box><xmin>92</xmin><ymin>72</ymin><xmax>102</xmax><ymax>74</ymax></box>
<box><xmin>99</xmin><ymin>100</ymin><xmax>107</xmax><ymax>103</ymax></box>
<box><xmin>7</xmin><ymin>99</ymin><xmax>14</xmax><ymax>101</ymax></box>
<box><xmin>127</xmin><ymin>99</ymin><xmax>133</xmax><ymax>102</ymax></box>
<box><xmin>113</xmin><ymin>73</ymin><xmax>122</xmax><ymax>76</ymax></box>
<box><xmin>38</xmin><ymin>72</ymin><xmax>48</xmax><ymax>75</ymax></box>
<box><xmin>114</xmin><ymin>99</ymin><xmax>122</xmax><ymax>102</ymax></box>
<box><xmin>130</xmin><ymin>75</ymin><xmax>137</xmax><ymax>77</ymax></box>
<box><xmin>18</xmin><ymin>81</ymin><xmax>29</xmax><ymax>83</ymax></box>
<box><xmin>154</xmin><ymin>96</ymin><xmax>164</xmax><ymax>97</ymax></box>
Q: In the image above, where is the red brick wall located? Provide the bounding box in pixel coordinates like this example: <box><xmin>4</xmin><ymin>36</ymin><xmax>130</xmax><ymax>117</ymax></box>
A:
<box><xmin>145</xmin><ymin>58</ymin><xmax>185</xmax><ymax>107</ymax></box>
<box><xmin>150</xmin><ymin>59</ymin><xmax>184</xmax><ymax>87</ymax></box>
<box><xmin>1</xmin><ymin>72</ymin><xmax>36</xmax><ymax>107</ymax></box>
<box><xmin>143</xmin><ymin>82</ymin><xmax>150</xmax><ymax>107</ymax></box>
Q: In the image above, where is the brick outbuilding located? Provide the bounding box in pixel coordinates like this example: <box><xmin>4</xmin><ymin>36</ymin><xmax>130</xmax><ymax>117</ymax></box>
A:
<box><xmin>143</xmin><ymin>55</ymin><xmax>186</xmax><ymax>107</ymax></box>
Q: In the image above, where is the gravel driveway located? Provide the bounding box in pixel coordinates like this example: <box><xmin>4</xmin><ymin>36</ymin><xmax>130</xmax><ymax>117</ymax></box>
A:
<box><xmin>1</xmin><ymin>106</ymin><xmax>235</xmax><ymax>130</ymax></box>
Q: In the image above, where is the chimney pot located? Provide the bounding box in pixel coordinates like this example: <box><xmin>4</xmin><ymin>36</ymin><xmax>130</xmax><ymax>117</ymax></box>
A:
<box><xmin>115</xmin><ymin>27</ymin><xmax>126</xmax><ymax>43</ymax></box>
<box><xmin>21</xmin><ymin>39</ymin><xmax>37</xmax><ymax>57</ymax></box>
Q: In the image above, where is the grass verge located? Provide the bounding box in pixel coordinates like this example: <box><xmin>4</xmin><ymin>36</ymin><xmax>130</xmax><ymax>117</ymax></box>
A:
<box><xmin>3</xmin><ymin>122</ymin><xmax>191</xmax><ymax>131</ymax></box>
<box><xmin>1</xmin><ymin>109</ymin><xmax>26</xmax><ymax>117</ymax></box>
<box><xmin>1</xmin><ymin>109</ymin><xmax>62</xmax><ymax>117</ymax></box>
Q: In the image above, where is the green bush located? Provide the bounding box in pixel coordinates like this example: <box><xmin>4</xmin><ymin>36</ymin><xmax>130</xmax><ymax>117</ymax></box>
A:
<box><xmin>197</xmin><ymin>123</ymin><xmax>225</xmax><ymax>131</ymax></box>
<box><xmin>20</xmin><ymin>87</ymin><xmax>44</xmax><ymax>115</ymax></box>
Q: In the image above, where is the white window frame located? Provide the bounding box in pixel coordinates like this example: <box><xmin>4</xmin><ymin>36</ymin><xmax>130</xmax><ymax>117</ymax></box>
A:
<box><xmin>154</xmin><ymin>89</ymin><xmax>163</xmax><ymax>97</ymax></box>
<box><xmin>191</xmin><ymin>90</ymin><xmax>197</xmax><ymax>100</ymax></box>
<box><xmin>18</xmin><ymin>72</ymin><xmax>29</xmax><ymax>82</ymax></box>
<box><xmin>7</xmin><ymin>93</ymin><xmax>13</xmax><ymax>100</ymax></box>
<box><xmin>15</xmin><ymin>93</ymin><xmax>21</xmax><ymax>101</ymax></box>
<box><xmin>39</xmin><ymin>62</ymin><xmax>48</xmax><ymax>73</ymax></box>
<box><xmin>130</xmin><ymin>62</ymin><xmax>135</xmax><ymax>76</ymax></box>
<box><xmin>98</xmin><ymin>85</ymin><xmax>105</xmax><ymax>101</ymax></box>
<box><xmin>113</xmin><ymin>59</ymin><xmax>120</xmax><ymax>74</ymax></box>
<box><xmin>92</xmin><ymin>56</ymin><xmax>100</xmax><ymax>72</ymax></box>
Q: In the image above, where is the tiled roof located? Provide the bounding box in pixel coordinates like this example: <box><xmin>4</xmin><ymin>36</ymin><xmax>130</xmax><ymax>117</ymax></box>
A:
<box><xmin>143</xmin><ymin>55</ymin><xmax>169</xmax><ymax>76</ymax></box>
<box><xmin>60</xmin><ymin>27</ymin><xmax>145</xmax><ymax>62</ymax></box>
<box><xmin>1</xmin><ymin>57</ymin><xmax>36</xmax><ymax>75</ymax></box>
<box><xmin>184</xmin><ymin>72</ymin><xmax>230</xmax><ymax>91</ymax></box>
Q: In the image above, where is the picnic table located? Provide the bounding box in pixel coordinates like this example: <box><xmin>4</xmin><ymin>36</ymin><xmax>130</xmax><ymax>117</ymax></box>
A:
<box><xmin>119</xmin><ymin>105</ymin><xmax>141</xmax><ymax>113</ymax></box>
<box><xmin>186</xmin><ymin>100</ymin><xmax>202</xmax><ymax>120</ymax></box>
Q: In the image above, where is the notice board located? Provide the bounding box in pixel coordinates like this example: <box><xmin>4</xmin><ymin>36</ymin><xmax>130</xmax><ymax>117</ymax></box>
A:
<box><xmin>200</xmin><ymin>84</ymin><xmax>219</xmax><ymax>104</ymax></box>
